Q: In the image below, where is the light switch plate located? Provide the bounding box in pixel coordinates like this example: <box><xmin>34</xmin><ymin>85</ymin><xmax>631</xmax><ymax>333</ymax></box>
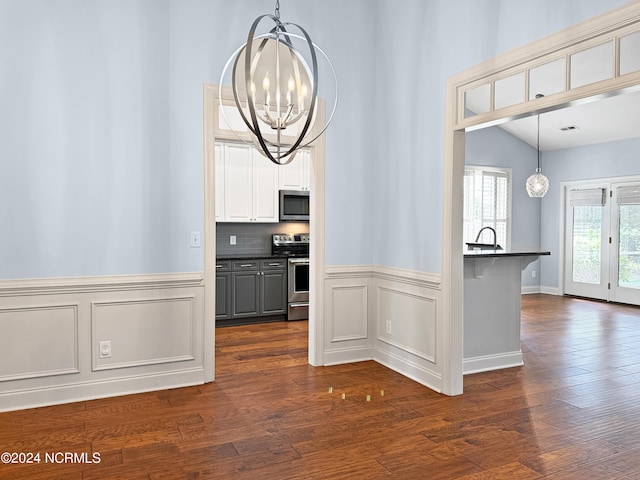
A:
<box><xmin>190</xmin><ymin>231</ymin><xmax>201</xmax><ymax>248</ymax></box>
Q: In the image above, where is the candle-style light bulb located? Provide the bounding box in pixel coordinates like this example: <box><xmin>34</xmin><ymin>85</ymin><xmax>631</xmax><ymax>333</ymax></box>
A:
<box><xmin>300</xmin><ymin>83</ymin><xmax>307</xmax><ymax>110</ymax></box>
<box><xmin>262</xmin><ymin>73</ymin><xmax>270</xmax><ymax>92</ymax></box>
<box><xmin>287</xmin><ymin>75</ymin><xmax>295</xmax><ymax>105</ymax></box>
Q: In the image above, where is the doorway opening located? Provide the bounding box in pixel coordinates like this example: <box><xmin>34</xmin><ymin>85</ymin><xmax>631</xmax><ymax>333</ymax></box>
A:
<box><xmin>202</xmin><ymin>84</ymin><xmax>327</xmax><ymax>383</ymax></box>
<box><xmin>444</xmin><ymin>3</ymin><xmax>640</xmax><ymax>395</ymax></box>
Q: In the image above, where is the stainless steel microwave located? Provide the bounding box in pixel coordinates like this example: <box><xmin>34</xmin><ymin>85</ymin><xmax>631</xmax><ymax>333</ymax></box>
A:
<box><xmin>279</xmin><ymin>190</ymin><xmax>310</xmax><ymax>221</ymax></box>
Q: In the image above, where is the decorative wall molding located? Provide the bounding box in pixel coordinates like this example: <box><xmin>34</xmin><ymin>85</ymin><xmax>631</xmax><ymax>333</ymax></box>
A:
<box><xmin>373</xmin><ymin>265</ymin><xmax>442</xmax><ymax>289</ymax></box>
<box><xmin>329</xmin><ymin>285</ymin><xmax>368</xmax><ymax>342</ymax></box>
<box><xmin>375</xmin><ymin>286</ymin><xmax>437</xmax><ymax>363</ymax></box>
<box><xmin>324</xmin><ymin>264</ymin><xmax>443</xmax><ymax>392</ymax></box>
<box><xmin>91</xmin><ymin>296</ymin><xmax>196</xmax><ymax>371</ymax></box>
<box><xmin>0</xmin><ymin>272</ymin><xmax>205</xmax><ymax>413</ymax></box>
<box><xmin>0</xmin><ymin>272</ymin><xmax>204</xmax><ymax>297</ymax></box>
<box><xmin>0</xmin><ymin>303</ymin><xmax>79</xmax><ymax>382</ymax></box>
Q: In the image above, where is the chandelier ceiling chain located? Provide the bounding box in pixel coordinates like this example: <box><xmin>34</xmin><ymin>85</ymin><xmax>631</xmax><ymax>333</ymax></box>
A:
<box><xmin>219</xmin><ymin>0</ymin><xmax>338</xmax><ymax>166</ymax></box>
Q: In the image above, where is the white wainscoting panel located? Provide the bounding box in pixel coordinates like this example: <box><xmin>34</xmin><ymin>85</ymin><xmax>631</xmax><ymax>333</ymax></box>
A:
<box><xmin>0</xmin><ymin>273</ymin><xmax>204</xmax><ymax>412</ymax></box>
<box><xmin>324</xmin><ymin>265</ymin><xmax>443</xmax><ymax>391</ymax></box>
<box><xmin>373</xmin><ymin>266</ymin><xmax>443</xmax><ymax>392</ymax></box>
<box><xmin>324</xmin><ymin>266</ymin><xmax>375</xmax><ymax>365</ymax></box>
<box><xmin>330</xmin><ymin>286</ymin><xmax>368</xmax><ymax>342</ymax></box>
<box><xmin>92</xmin><ymin>296</ymin><xmax>195</xmax><ymax>371</ymax></box>
<box><xmin>376</xmin><ymin>287</ymin><xmax>436</xmax><ymax>362</ymax></box>
<box><xmin>0</xmin><ymin>304</ymin><xmax>79</xmax><ymax>381</ymax></box>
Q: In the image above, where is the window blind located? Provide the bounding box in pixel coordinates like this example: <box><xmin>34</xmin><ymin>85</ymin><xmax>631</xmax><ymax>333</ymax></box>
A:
<box><xmin>616</xmin><ymin>185</ymin><xmax>640</xmax><ymax>205</ymax></box>
<box><xmin>568</xmin><ymin>188</ymin><xmax>605</xmax><ymax>206</ymax></box>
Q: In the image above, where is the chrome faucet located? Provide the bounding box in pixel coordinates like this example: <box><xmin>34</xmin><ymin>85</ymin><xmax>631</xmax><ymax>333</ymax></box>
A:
<box><xmin>475</xmin><ymin>226</ymin><xmax>498</xmax><ymax>249</ymax></box>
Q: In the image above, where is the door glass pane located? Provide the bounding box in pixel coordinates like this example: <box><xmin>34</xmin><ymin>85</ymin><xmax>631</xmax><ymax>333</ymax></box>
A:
<box><xmin>618</xmin><ymin>205</ymin><xmax>640</xmax><ymax>288</ymax></box>
<box><xmin>572</xmin><ymin>206</ymin><xmax>602</xmax><ymax>284</ymax></box>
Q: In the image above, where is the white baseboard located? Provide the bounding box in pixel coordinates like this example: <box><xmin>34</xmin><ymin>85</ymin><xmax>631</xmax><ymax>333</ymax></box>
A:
<box><xmin>521</xmin><ymin>285</ymin><xmax>541</xmax><ymax>294</ymax></box>
<box><xmin>323</xmin><ymin>346</ymin><xmax>373</xmax><ymax>366</ymax></box>
<box><xmin>0</xmin><ymin>367</ymin><xmax>205</xmax><ymax>413</ymax></box>
<box><xmin>522</xmin><ymin>286</ymin><xmax>561</xmax><ymax>295</ymax></box>
<box><xmin>374</xmin><ymin>347</ymin><xmax>443</xmax><ymax>393</ymax></box>
<box><xmin>463</xmin><ymin>351</ymin><xmax>524</xmax><ymax>375</ymax></box>
<box><xmin>540</xmin><ymin>286</ymin><xmax>560</xmax><ymax>295</ymax></box>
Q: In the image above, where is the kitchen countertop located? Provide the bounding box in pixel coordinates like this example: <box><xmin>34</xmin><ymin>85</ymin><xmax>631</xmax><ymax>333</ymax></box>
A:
<box><xmin>216</xmin><ymin>253</ymin><xmax>289</xmax><ymax>261</ymax></box>
<box><xmin>463</xmin><ymin>249</ymin><xmax>550</xmax><ymax>259</ymax></box>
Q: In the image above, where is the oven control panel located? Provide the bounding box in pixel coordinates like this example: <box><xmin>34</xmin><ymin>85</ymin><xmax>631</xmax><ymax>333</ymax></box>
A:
<box><xmin>272</xmin><ymin>233</ymin><xmax>309</xmax><ymax>244</ymax></box>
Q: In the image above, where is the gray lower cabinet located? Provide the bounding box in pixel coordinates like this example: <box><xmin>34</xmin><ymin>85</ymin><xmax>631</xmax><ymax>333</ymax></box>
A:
<box><xmin>259</xmin><ymin>259</ymin><xmax>287</xmax><ymax>315</ymax></box>
<box><xmin>215</xmin><ymin>260</ymin><xmax>231</xmax><ymax>320</ymax></box>
<box><xmin>225</xmin><ymin>258</ymin><xmax>287</xmax><ymax>321</ymax></box>
<box><xmin>231</xmin><ymin>260</ymin><xmax>260</xmax><ymax>317</ymax></box>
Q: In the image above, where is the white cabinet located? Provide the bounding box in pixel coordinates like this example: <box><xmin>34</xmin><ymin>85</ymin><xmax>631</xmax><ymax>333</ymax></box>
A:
<box><xmin>278</xmin><ymin>148</ymin><xmax>311</xmax><ymax>191</ymax></box>
<box><xmin>222</xmin><ymin>143</ymin><xmax>279</xmax><ymax>223</ymax></box>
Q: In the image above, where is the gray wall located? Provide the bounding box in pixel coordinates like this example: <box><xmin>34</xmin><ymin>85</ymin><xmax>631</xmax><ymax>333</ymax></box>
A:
<box><xmin>0</xmin><ymin>0</ymin><xmax>629</xmax><ymax>280</ymax></box>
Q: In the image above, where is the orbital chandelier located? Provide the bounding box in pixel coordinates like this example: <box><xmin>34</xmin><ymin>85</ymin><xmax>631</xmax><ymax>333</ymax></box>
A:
<box><xmin>219</xmin><ymin>0</ymin><xmax>337</xmax><ymax>165</ymax></box>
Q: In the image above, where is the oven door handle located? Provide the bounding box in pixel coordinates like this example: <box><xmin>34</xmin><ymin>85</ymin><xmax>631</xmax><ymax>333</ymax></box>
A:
<box><xmin>290</xmin><ymin>302</ymin><xmax>309</xmax><ymax>308</ymax></box>
<box><xmin>288</xmin><ymin>258</ymin><xmax>309</xmax><ymax>265</ymax></box>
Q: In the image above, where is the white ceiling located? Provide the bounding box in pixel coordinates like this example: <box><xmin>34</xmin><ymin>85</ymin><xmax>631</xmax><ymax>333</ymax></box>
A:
<box><xmin>498</xmin><ymin>89</ymin><xmax>640</xmax><ymax>151</ymax></box>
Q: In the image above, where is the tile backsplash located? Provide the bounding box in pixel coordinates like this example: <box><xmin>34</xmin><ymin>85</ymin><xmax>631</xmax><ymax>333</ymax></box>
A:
<box><xmin>216</xmin><ymin>222</ymin><xmax>308</xmax><ymax>256</ymax></box>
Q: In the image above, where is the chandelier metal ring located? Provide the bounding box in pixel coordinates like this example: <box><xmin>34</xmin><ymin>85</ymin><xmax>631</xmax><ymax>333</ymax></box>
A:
<box><xmin>218</xmin><ymin>10</ymin><xmax>337</xmax><ymax>166</ymax></box>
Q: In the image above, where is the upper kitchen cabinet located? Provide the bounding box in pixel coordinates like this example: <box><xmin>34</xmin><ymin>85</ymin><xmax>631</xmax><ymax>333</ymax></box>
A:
<box><xmin>222</xmin><ymin>143</ymin><xmax>279</xmax><ymax>223</ymax></box>
<box><xmin>278</xmin><ymin>148</ymin><xmax>311</xmax><ymax>191</ymax></box>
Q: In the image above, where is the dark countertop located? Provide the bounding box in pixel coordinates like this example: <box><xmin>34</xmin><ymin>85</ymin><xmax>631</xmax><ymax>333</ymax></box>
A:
<box><xmin>464</xmin><ymin>249</ymin><xmax>550</xmax><ymax>259</ymax></box>
<box><xmin>216</xmin><ymin>253</ymin><xmax>288</xmax><ymax>261</ymax></box>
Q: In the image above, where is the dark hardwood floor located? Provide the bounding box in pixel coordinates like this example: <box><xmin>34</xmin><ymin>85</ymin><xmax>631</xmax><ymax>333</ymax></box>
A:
<box><xmin>1</xmin><ymin>294</ymin><xmax>640</xmax><ymax>479</ymax></box>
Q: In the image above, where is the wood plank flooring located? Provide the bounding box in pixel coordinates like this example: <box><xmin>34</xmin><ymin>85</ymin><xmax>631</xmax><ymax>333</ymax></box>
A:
<box><xmin>1</xmin><ymin>294</ymin><xmax>640</xmax><ymax>479</ymax></box>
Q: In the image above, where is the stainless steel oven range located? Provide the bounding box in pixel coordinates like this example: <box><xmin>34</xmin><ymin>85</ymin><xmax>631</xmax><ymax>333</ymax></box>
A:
<box><xmin>272</xmin><ymin>233</ymin><xmax>309</xmax><ymax>321</ymax></box>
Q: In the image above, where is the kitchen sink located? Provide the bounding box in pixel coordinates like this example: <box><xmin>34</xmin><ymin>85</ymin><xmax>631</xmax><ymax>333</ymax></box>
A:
<box><xmin>466</xmin><ymin>242</ymin><xmax>503</xmax><ymax>250</ymax></box>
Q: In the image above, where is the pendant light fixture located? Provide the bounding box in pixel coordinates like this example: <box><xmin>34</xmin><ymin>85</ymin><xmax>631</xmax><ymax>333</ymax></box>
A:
<box><xmin>526</xmin><ymin>96</ymin><xmax>549</xmax><ymax>198</ymax></box>
<box><xmin>219</xmin><ymin>0</ymin><xmax>337</xmax><ymax>165</ymax></box>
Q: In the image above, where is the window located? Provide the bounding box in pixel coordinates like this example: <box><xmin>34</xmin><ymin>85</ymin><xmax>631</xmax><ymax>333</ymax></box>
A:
<box><xmin>463</xmin><ymin>166</ymin><xmax>511</xmax><ymax>248</ymax></box>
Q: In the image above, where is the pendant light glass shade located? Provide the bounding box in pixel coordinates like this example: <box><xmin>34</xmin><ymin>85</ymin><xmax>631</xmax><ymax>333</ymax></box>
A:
<box><xmin>526</xmin><ymin>106</ymin><xmax>549</xmax><ymax>198</ymax></box>
<box><xmin>526</xmin><ymin>169</ymin><xmax>549</xmax><ymax>197</ymax></box>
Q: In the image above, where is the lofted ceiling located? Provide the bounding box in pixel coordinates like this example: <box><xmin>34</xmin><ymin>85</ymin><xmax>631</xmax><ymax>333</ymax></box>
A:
<box><xmin>497</xmin><ymin>89</ymin><xmax>640</xmax><ymax>152</ymax></box>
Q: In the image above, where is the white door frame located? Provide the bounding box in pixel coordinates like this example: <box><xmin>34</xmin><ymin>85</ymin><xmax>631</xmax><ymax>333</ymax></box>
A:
<box><xmin>559</xmin><ymin>175</ymin><xmax>640</xmax><ymax>303</ymax></box>
<box><xmin>202</xmin><ymin>84</ymin><xmax>326</xmax><ymax>382</ymax></box>
<box><xmin>443</xmin><ymin>3</ymin><xmax>640</xmax><ymax>395</ymax></box>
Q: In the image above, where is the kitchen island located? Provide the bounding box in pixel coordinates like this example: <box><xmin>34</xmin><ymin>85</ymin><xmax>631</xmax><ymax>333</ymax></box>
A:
<box><xmin>463</xmin><ymin>249</ymin><xmax>550</xmax><ymax>374</ymax></box>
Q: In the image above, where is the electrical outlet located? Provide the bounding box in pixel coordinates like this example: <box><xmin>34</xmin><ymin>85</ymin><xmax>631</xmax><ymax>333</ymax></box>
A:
<box><xmin>386</xmin><ymin>320</ymin><xmax>392</xmax><ymax>335</ymax></box>
<box><xmin>230</xmin><ymin>235</ymin><xmax>236</xmax><ymax>245</ymax></box>
<box><xmin>190</xmin><ymin>231</ymin><xmax>201</xmax><ymax>248</ymax></box>
<box><xmin>99</xmin><ymin>340</ymin><xmax>111</xmax><ymax>359</ymax></box>
<box><xmin>532</xmin><ymin>270</ymin><xmax>537</xmax><ymax>278</ymax></box>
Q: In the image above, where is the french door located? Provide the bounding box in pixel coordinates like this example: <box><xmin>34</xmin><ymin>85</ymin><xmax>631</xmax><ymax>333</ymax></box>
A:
<box><xmin>564</xmin><ymin>180</ymin><xmax>640</xmax><ymax>306</ymax></box>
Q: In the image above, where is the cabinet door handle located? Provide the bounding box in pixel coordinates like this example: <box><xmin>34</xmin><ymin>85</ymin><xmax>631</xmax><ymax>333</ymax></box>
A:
<box><xmin>267</xmin><ymin>263</ymin><xmax>281</xmax><ymax>266</ymax></box>
<box><xmin>240</xmin><ymin>264</ymin><xmax>253</xmax><ymax>268</ymax></box>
